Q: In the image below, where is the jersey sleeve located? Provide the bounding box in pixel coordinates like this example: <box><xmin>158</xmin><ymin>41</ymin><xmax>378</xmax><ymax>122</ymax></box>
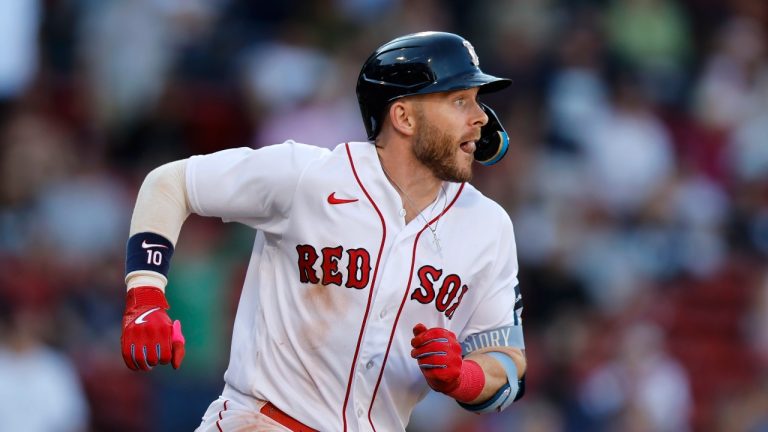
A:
<box><xmin>459</xmin><ymin>210</ymin><xmax>524</xmax><ymax>350</ymax></box>
<box><xmin>185</xmin><ymin>141</ymin><xmax>328</xmax><ymax>231</ymax></box>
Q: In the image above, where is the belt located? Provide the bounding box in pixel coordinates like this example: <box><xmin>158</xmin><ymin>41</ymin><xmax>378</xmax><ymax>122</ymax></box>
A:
<box><xmin>260</xmin><ymin>401</ymin><xmax>318</xmax><ymax>432</ymax></box>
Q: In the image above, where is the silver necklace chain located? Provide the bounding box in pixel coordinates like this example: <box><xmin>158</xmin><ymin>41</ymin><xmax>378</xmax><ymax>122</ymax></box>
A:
<box><xmin>380</xmin><ymin>163</ymin><xmax>447</xmax><ymax>252</ymax></box>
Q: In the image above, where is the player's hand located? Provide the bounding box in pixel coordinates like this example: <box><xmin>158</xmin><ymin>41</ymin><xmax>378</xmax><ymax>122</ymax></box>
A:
<box><xmin>410</xmin><ymin>323</ymin><xmax>464</xmax><ymax>394</ymax></box>
<box><xmin>121</xmin><ymin>286</ymin><xmax>185</xmax><ymax>371</ymax></box>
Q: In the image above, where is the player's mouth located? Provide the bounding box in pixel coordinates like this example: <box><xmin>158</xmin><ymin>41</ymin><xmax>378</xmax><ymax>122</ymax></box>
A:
<box><xmin>460</xmin><ymin>140</ymin><xmax>476</xmax><ymax>154</ymax></box>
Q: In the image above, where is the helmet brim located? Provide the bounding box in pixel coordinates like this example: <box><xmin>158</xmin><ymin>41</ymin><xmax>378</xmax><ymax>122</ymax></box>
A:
<box><xmin>422</xmin><ymin>72</ymin><xmax>511</xmax><ymax>95</ymax></box>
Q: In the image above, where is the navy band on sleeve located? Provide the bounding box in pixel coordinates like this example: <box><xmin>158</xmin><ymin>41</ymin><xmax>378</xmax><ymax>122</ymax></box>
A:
<box><xmin>126</xmin><ymin>232</ymin><xmax>175</xmax><ymax>277</ymax></box>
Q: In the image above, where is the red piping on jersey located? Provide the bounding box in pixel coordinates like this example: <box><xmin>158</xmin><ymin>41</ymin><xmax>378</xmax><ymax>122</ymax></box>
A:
<box><xmin>216</xmin><ymin>399</ymin><xmax>229</xmax><ymax>432</ymax></box>
<box><xmin>367</xmin><ymin>183</ymin><xmax>465</xmax><ymax>431</ymax></box>
<box><xmin>341</xmin><ymin>143</ymin><xmax>387</xmax><ymax>432</ymax></box>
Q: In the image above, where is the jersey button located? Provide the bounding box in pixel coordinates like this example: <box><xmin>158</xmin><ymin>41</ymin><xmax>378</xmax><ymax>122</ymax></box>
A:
<box><xmin>366</xmin><ymin>360</ymin><xmax>374</xmax><ymax>369</ymax></box>
<box><xmin>379</xmin><ymin>309</ymin><xmax>386</xmax><ymax>319</ymax></box>
<box><xmin>357</xmin><ymin>408</ymin><xmax>364</xmax><ymax>417</ymax></box>
<box><xmin>399</xmin><ymin>208</ymin><xmax>406</xmax><ymax>217</ymax></box>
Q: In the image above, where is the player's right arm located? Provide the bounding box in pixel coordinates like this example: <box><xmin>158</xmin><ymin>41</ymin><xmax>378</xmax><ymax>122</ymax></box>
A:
<box><xmin>121</xmin><ymin>159</ymin><xmax>191</xmax><ymax>371</ymax></box>
<box><xmin>120</xmin><ymin>142</ymin><xmax>328</xmax><ymax>371</ymax></box>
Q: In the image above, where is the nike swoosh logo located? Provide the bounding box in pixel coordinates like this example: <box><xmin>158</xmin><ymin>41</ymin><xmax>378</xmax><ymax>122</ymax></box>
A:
<box><xmin>327</xmin><ymin>192</ymin><xmax>358</xmax><ymax>205</ymax></box>
<box><xmin>142</xmin><ymin>240</ymin><xmax>169</xmax><ymax>249</ymax></box>
<box><xmin>135</xmin><ymin>307</ymin><xmax>161</xmax><ymax>324</ymax></box>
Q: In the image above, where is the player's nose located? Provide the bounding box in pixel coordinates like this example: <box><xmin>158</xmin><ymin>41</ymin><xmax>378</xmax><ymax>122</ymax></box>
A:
<box><xmin>471</xmin><ymin>101</ymin><xmax>489</xmax><ymax>127</ymax></box>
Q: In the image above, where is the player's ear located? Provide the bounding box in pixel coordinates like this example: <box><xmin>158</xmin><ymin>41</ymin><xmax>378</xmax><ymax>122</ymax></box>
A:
<box><xmin>387</xmin><ymin>100</ymin><xmax>417</xmax><ymax>137</ymax></box>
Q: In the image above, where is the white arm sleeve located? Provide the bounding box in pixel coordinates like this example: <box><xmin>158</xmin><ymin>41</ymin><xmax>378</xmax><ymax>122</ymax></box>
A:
<box><xmin>126</xmin><ymin>142</ymin><xmax>326</xmax><ymax>291</ymax></box>
<box><xmin>126</xmin><ymin>159</ymin><xmax>191</xmax><ymax>291</ymax></box>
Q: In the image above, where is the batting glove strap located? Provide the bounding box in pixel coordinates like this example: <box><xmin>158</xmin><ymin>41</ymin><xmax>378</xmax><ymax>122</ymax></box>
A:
<box><xmin>457</xmin><ymin>351</ymin><xmax>520</xmax><ymax>413</ymax></box>
<box><xmin>125</xmin><ymin>286</ymin><xmax>169</xmax><ymax>310</ymax></box>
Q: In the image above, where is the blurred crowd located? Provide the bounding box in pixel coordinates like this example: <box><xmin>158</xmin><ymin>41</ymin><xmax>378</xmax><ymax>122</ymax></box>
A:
<box><xmin>0</xmin><ymin>0</ymin><xmax>767</xmax><ymax>431</ymax></box>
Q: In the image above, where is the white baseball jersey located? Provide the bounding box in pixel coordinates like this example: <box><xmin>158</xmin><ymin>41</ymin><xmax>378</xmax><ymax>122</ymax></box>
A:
<box><xmin>186</xmin><ymin>141</ymin><xmax>524</xmax><ymax>432</ymax></box>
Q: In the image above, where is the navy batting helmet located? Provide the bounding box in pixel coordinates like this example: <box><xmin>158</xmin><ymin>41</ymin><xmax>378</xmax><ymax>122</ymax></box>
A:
<box><xmin>356</xmin><ymin>31</ymin><xmax>511</xmax><ymax>165</ymax></box>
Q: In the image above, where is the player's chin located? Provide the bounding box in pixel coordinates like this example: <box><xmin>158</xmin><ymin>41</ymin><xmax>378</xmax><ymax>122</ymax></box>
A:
<box><xmin>458</xmin><ymin>163</ymin><xmax>473</xmax><ymax>182</ymax></box>
<box><xmin>450</xmin><ymin>157</ymin><xmax>474</xmax><ymax>183</ymax></box>
<box><xmin>435</xmin><ymin>156</ymin><xmax>472</xmax><ymax>182</ymax></box>
<box><xmin>458</xmin><ymin>147</ymin><xmax>475</xmax><ymax>168</ymax></box>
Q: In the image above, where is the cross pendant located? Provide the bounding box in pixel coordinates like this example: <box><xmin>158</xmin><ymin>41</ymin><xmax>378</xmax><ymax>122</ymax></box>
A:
<box><xmin>433</xmin><ymin>234</ymin><xmax>441</xmax><ymax>253</ymax></box>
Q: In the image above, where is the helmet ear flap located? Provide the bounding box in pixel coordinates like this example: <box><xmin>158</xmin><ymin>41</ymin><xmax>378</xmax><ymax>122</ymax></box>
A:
<box><xmin>475</xmin><ymin>103</ymin><xmax>509</xmax><ymax>166</ymax></box>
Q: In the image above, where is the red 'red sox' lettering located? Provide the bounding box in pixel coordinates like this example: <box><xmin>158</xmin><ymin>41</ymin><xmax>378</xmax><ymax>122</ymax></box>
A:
<box><xmin>297</xmin><ymin>244</ymin><xmax>321</xmax><ymax>284</ymax></box>
<box><xmin>345</xmin><ymin>248</ymin><xmax>371</xmax><ymax>289</ymax></box>
<box><xmin>296</xmin><ymin>244</ymin><xmax>372</xmax><ymax>290</ymax></box>
<box><xmin>411</xmin><ymin>265</ymin><xmax>469</xmax><ymax>319</ymax></box>
<box><xmin>296</xmin><ymin>247</ymin><xmax>468</xmax><ymax>317</ymax></box>
<box><xmin>321</xmin><ymin>246</ymin><xmax>344</xmax><ymax>286</ymax></box>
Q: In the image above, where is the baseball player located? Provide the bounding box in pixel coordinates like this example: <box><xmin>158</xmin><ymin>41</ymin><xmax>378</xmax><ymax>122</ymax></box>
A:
<box><xmin>120</xmin><ymin>31</ymin><xmax>526</xmax><ymax>431</ymax></box>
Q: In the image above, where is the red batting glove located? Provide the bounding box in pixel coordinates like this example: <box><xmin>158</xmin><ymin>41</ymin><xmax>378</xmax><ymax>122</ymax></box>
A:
<box><xmin>411</xmin><ymin>324</ymin><xmax>485</xmax><ymax>402</ymax></box>
<box><xmin>121</xmin><ymin>286</ymin><xmax>185</xmax><ymax>371</ymax></box>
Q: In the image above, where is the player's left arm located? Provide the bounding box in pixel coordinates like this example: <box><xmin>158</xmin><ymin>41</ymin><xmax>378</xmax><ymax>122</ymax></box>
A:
<box><xmin>411</xmin><ymin>207</ymin><xmax>526</xmax><ymax>412</ymax></box>
<box><xmin>463</xmin><ymin>345</ymin><xmax>526</xmax><ymax>403</ymax></box>
<box><xmin>411</xmin><ymin>324</ymin><xmax>526</xmax><ymax>412</ymax></box>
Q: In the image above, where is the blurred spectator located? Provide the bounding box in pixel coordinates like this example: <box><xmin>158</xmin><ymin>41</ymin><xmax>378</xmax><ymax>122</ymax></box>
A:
<box><xmin>579</xmin><ymin>322</ymin><xmax>692</xmax><ymax>432</ymax></box>
<box><xmin>549</xmin><ymin>72</ymin><xmax>678</xmax><ymax>311</ymax></box>
<box><xmin>665</xmin><ymin>169</ymin><xmax>729</xmax><ymax>278</ymax></box>
<box><xmin>724</xmin><ymin>55</ymin><xmax>768</xmax><ymax>184</ymax></box>
<box><xmin>580</xmin><ymin>73</ymin><xmax>675</xmax><ymax>216</ymax></box>
<box><xmin>726</xmin><ymin>107</ymin><xmax>768</xmax><ymax>183</ymax></box>
<box><xmin>241</xmin><ymin>37</ymin><xmax>336</xmax><ymax>115</ymax></box>
<box><xmin>0</xmin><ymin>292</ymin><xmax>90</xmax><ymax>432</ymax></box>
<box><xmin>333</xmin><ymin>0</ymin><xmax>399</xmax><ymax>23</ymax></box>
<box><xmin>243</xmin><ymin>38</ymin><xmax>366</xmax><ymax>148</ymax></box>
<box><xmin>78</xmin><ymin>0</ymin><xmax>226</xmax><ymax>120</ymax></box>
<box><xmin>605</xmin><ymin>0</ymin><xmax>692</xmax><ymax>105</ymax></box>
<box><xmin>35</xmin><ymin>170</ymin><xmax>131</xmax><ymax>264</ymax></box>
<box><xmin>547</xmin><ymin>17</ymin><xmax>610</xmax><ymax>153</ymax></box>
<box><xmin>567</xmin><ymin>222</ymin><xmax>652</xmax><ymax>312</ymax></box>
<box><xmin>0</xmin><ymin>109</ymin><xmax>76</xmax><ymax>254</ymax></box>
<box><xmin>692</xmin><ymin>16</ymin><xmax>767</xmax><ymax>132</ymax></box>
<box><xmin>383</xmin><ymin>0</ymin><xmax>454</xmax><ymax>36</ymax></box>
<box><xmin>713</xmin><ymin>377</ymin><xmax>768</xmax><ymax>432</ymax></box>
<box><xmin>0</xmin><ymin>0</ymin><xmax>41</xmax><ymax>101</ymax></box>
<box><xmin>748</xmin><ymin>271</ymin><xmax>768</xmax><ymax>363</ymax></box>
<box><xmin>476</xmin><ymin>0</ymin><xmax>558</xmax><ymax>80</ymax></box>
